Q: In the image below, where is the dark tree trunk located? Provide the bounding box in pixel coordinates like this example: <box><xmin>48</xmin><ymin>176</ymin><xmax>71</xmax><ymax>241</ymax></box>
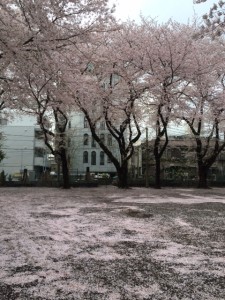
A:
<box><xmin>197</xmin><ymin>164</ymin><xmax>209</xmax><ymax>189</ymax></box>
<box><xmin>38</xmin><ymin>106</ymin><xmax>69</xmax><ymax>189</ymax></box>
<box><xmin>117</xmin><ymin>161</ymin><xmax>129</xmax><ymax>188</ymax></box>
<box><xmin>155</xmin><ymin>155</ymin><xmax>161</xmax><ymax>189</ymax></box>
<box><xmin>154</xmin><ymin>138</ymin><xmax>162</xmax><ymax>189</ymax></box>
<box><xmin>60</xmin><ymin>148</ymin><xmax>70</xmax><ymax>189</ymax></box>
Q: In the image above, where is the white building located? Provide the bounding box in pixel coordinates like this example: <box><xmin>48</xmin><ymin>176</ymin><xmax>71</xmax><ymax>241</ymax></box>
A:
<box><xmin>68</xmin><ymin>112</ymin><xmax>119</xmax><ymax>177</ymax></box>
<box><xmin>0</xmin><ymin>114</ymin><xmax>49</xmax><ymax>180</ymax></box>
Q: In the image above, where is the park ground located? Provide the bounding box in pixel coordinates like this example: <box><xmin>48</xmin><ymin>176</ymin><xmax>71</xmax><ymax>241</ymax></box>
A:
<box><xmin>0</xmin><ymin>186</ymin><xmax>225</xmax><ymax>300</ymax></box>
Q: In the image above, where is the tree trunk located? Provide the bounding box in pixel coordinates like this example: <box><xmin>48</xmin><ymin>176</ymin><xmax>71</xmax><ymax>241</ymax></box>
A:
<box><xmin>154</xmin><ymin>139</ymin><xmax>162</xmax><ymax>189</ymax></box>
<box><xmin>117</xmin><ymin>162</ymin><xmax>129</xmax><ymax>188</ymax></box>
<box><xmin>60</xmin><ymin>148</ymin><xmax>70</xmax><ymax>189</ymax></box>
<box><xmin>197</xmin><ymin>164</ymin><xmax>209</xmax><ymax>189</ymax></box>
<box><xmin>155</xmin><ymin>155</ymin><xmax>161</xmax><ymax>189</ymax></box>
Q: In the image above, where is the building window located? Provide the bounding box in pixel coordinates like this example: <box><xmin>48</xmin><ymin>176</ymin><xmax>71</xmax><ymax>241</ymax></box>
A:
<box><xmin>107</xmin><ymin>134</ymin><xmax>112</xmax><ymax>146</ymax></box>
<box><xmin>107</xmin><ymin>156</ymin><xmax>112</xmax><ymax>163</ymax></box>
<box><xmin>100</xmin><ymin>151</ymin><xmax>104</xmax><ymax>165</ymax></box>
<box><xmin>91</xmin><ymin>151</ymin><xmax>96</xmax><ymax>165</ymax></box>
<box><xmin>68</xmin><ymin>121</ymin><xmax>71</xmax><ymax>128</ymax></box>
<box><xmin>100</xmin><ymin>133</ymin><xmax>105</xmax><ymax>144</ymax></box>
<box><xmin>34</xmin><ymin>147</ymin><xmax>44</xmax><ymax>157</ymax></box>
<box><xmin>84</xmin><ymin>117</ymin><xmax>88</xmax><ymax>128</ymax></box>
<box><xmin>92</xmin><ymin>136</ymin><xmax>96</xmax><ymax>147</ymax></box>
<box><xmin>83</xmin><ymin>151</ymin><xmax>88</xmax><ymax>163</ymax></box>
<box><xmin>100</xmin><ymin>121</ymin><xmax>105</xmax><ymax>129</ymax></box>
<box><xmin>83</xmin><ymin>133</ymin><xmax>89</xmax><ymax>145</ymax></box>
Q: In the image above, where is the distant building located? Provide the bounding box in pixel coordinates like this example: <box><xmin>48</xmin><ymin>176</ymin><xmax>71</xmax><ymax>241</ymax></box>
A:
<box><xmin>141</xmin><ymin>135</ymin><xmax>225</xmax><ymax>182</ymax></box>
<box><xmin>67</xmin><ymin>112</ymin><xmax>119</xmax><ymax>177</ymax></box>
<box><xmin>0</xmin><ymin>114</ymin><xmax>49</xmax><ymax>181</ymax></box>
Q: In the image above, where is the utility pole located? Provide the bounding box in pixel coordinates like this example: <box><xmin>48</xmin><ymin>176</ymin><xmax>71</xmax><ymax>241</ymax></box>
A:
<box><xmin>145</xmin><ymin>127</ymin><xmax>149</xmax><ymax>188</ymax></box>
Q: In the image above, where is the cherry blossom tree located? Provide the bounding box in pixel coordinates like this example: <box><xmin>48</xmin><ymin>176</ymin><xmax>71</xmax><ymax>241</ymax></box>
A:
<box><xmin>194</xmin><ymin>0</ymin><xmax>225</xmax><ymax>36</ymax></box>
<box><xmin>0</xmin><ymin>0</ymin><xmax>115</xmax><ymax>111</ymax></box>
<box><xmin>0</xmin><ymin>0</ymin><xmax>115</xmax><ymax>51</ymax></box>
<box><xmin>177</xmin><ymin>36</ymin><xmax>225</xmax><ymax>188</ymax></box>
<box><xmin>10</xmin><ymin>53</ymin><xmax>72</xmax><ymax>188</ymax></box>
<box><xmin>136</xmin><ymin>20</ymin><xmax>196</xmax><ymax>188</ymax></box>
<box><xmin>127</xmin><ymin>18</ymin><xmax>225</xmax><ymax>189</ymax></box>
<box><xmin>1</xmin><ymin>0</ymin><xmax>115</xmax><ymax>188</ymax></box>
<box><xmin>63</xmin><ymin>26</ymin><xmax>146</xmax><ymax>188</ymax></box>
<box><xmin>66</xmin><ymin>20</ymin><xmax>210</xmax><ymax>189</ymax></box>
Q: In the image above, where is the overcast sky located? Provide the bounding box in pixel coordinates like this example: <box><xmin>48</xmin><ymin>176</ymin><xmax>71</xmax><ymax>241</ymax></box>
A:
<box><xmin>110</xmin><ymin>0</ymin><xmax>215</xmax><ymax>23</ymax></box>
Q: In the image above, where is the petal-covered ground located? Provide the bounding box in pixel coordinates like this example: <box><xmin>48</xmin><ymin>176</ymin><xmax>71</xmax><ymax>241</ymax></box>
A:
<box><xmin>0</xmin><ymin>186</ymin><xmax>224</xmax><ymax>299</ymax></box>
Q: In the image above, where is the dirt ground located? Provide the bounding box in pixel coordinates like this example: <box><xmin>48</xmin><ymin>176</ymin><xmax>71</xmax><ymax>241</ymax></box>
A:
<box><xmin>0</xmin><ymin>186</ymin><xmax>224</xmax><ymax>300</ymax></box>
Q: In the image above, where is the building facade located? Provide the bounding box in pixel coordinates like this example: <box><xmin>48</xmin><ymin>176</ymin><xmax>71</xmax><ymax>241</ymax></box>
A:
<box><xmin>141</xmin><ymin>135</ymin><xmax>225</xmax><ymax>182</ymax></box>
<box><xmin>0</xmin><ymin>114</ymin><xmax>49</xmax><ymax>181</ymax></box>
<box><xmin>68</xmin><ymin>112</ymin><xmax>119</xmax><ymax>177</ymax></box>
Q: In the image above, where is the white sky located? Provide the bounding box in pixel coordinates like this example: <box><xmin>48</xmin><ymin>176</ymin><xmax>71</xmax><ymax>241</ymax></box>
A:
<box><xmin>110</xmin><ymin>0</ymin><xmax>215</xmax><ymax>23</ymax></box>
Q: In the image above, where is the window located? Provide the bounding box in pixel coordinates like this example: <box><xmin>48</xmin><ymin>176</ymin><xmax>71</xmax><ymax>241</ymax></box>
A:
<box><xmin>83</xmin><ymin>151</ymin><xmax>88</xmax><ymax>163</ymax></box>
<box><xmin>107</xmin><ymin>156</ymin><xmax>112</xmax><ymax>163</ymax></box>
<box><xmin>107</xmin><ymin>134</ymin><xmax>112</xmax><ymax>146</ymax></box>
<box><xmin>100</xmin><ymin>133</ymin><xmax>105</xmax><ymax>144</ymax></box>
<box><xmin>92</xmin><ymin>136</ymin><xmax>96</xmax><ymax>147</ymax></box>
<box><xmin>68</xmin><ymin>121</ymin><xmax>71</xmax><ymax>128</ymax></box>
<box><xmin>91</xmin><ymin>151</ymin><xmax>96</xmax><ymax>165</ymax></box>
<box><xmin>83</xmin><ymin>133</ymin><xmax>89</xmax><ymax>145</ymax></box>
<box><xmin>100</xmin><ymin>151</ymin><xmax>104</xmax><ymax>165</ymax></box>
<box><xmin>100</xmin><ymin>121</ymin><xmax>105</xmax><ymax>129</ymax></box>
<box><xmin>84</xmin><ymin>117</ymin><xmax>88</xmax><ymax>128</ymax></box>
